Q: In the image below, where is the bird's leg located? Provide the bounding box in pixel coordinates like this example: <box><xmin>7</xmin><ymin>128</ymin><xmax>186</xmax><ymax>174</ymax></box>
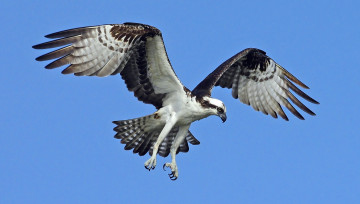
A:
<box><xmin>144</xmin><ymin>113</ymin><xmax>176</xmax><ymax>171</ymax></box>
<box><xmin>163</xmin><ymin>125</ymin><xmax>190</xmax><ymax>180</ymax></box>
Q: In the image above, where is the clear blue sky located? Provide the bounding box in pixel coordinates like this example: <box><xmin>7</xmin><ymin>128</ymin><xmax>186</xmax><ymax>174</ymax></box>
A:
<box><xmin>1</xmin><ymin>0</ymin><xmax>359</xmax><ymax>203</ymax></box>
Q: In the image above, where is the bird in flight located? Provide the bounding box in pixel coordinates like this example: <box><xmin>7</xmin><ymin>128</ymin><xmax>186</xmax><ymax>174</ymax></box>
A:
<box><xmin>33</xmin><ymin>23</ymin><xmax>319</xmax><ymax>180</ymax></box>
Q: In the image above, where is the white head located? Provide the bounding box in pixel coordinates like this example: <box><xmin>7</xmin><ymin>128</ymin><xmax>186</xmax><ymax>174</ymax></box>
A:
<box><xmin>201</xmin><ymin>97</ymin><xmax>227</xmax><ymax>122</ymax></box>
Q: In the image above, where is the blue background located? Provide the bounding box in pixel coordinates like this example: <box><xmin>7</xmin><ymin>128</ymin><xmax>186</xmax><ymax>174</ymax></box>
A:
<box><xmin>1</xmin><ymin>0</ymin><xmax>359</xmax><ymax>203</ymax></box>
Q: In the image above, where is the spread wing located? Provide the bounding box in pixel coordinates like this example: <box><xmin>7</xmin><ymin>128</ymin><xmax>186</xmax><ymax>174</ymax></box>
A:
<box><xmin>193</xmin><ymin>48</ymin><xmax>319</xmax><ymax>120</ymax></box>
<box><xmin>33</xmin><ymin>23</ymin><xmax>185</xmax><ymax>109</ymax></box>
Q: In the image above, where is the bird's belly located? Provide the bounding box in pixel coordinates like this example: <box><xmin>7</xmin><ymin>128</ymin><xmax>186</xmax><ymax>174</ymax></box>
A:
<box><xmin>161</xmin><ymin>97</ymin><xmax>210</xmax><ymax>126</ymax></box>
<box><xmin>175</xmin><ymin>110</ymin><xmax>208</xmax><ymax>126</ymax></box>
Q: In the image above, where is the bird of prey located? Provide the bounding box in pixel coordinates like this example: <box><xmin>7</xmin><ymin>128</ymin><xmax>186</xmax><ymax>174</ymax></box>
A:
<box><xmin>33</xmin><ymin>23</ymin><xmax>319</xmax><ymax>180</ymax></box>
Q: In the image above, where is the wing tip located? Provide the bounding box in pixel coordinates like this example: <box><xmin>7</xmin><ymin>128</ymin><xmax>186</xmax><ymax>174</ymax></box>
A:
<box><xmin>35</xmin><ymin>56</ymin><xmax>43</xmax><ymax>61</ymax></box>
<box><xmin>32</xmin><ymin>44</ymin><xmax>41</xmax><ymax>49</ymax></box>
<box><xmin>44</xmin><ymin>33</ymin><xmax>56</xmax><ymax>39</ymax></box>
<box><xmin>192</xmin><ymin>140</ymin><xmax>200</xmax><ymax>145</ymax></box>
<box><xmin>312</xmin><ymin>99</ymin><xmax>320</xmax><ymax>105</ymax></box>
<box><xmin>44</xmin><ymin>30</ymin><xmax>72</xmax><ymax>39</ymax></box>
<box><xmin>61</xmin><ymin>69</ymin><xmax>72</xmax><ymax>75</ymax></box>
<box><xmin>282</xmin><ymin>115</ymin><xmax>289</xmax><ymax>121</ymax></box>
<box><xmin>277</xmin><ymin>64</ymin><xmax>310</xmax><ymax>89</ymax></box>
<box><xmin>44</xmin><ymin>63</ymin><xmax>56</xmax><ymax>69</ymax></box>
<box><xmin>298</xmin><ymin>115</ymin><xmax>305</xmax><ymax>120</ymax></box>
<box><xmin>32</xmin><ymin>42</ymin><xmax>53</xmax><ymax>49</ymax></box>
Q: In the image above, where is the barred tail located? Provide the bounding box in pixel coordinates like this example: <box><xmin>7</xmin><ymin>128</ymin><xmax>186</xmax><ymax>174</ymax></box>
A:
<box><xmin>113</xmin><ymin>115</ymin><xmax>200</xmax><ymax>157</ymax></box>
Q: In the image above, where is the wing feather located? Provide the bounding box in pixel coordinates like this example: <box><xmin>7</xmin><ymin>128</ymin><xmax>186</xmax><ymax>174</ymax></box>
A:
<box><xmin>195</xmin><ymin>48</ymin><xmax>319</xmax><ymax>120</ymax></box>
<box><xmin>231</xmin><ymin>67</ymin><xmax>240</xmax><ymax>97</ymax></box>
<box><xmin>237</xmin><ymin>75</ymin><xmax>250</xmax><ymax>105</ymax></box>
<box><xmin>45</xmin><ymin>54</ymin><xmax>72</xmax><ymax>69</ymax></box>
<box><xmin>284</xmin><ymin>77</ymin><xmax>319</xmax><ymax>104</ymax></box>
<box><xmin>258</xmin><ymin>82</ymin><xmax>272</xmax><ymax>116</ymax></box>
<box><xmin>265</xmin><ymin>80</ymin><xmax>290</xmax><ymax>120</ymax></box>
<box><xmin>283</xmin><ymin>86</ymin><xmax>316</xmax><ymax>115</ymax></box>
<box><xmin>262</xmin><ymin>81</ymin><xmax>279</xmax><ymax>118</ymax></box>
<box><xmin>255</xmin><ymin>81</ymin><xmax>267</xmax><ymax>114</ymax></box>
<box><xmin>33</xmin><ymin>23</ymin><xmax>186</xmax><ymax>109</ymax></box>
<box><xmin>33</xmin><ymin>35</ymin><xmax>82</xmax><ymax>50</ymax></box>
<box><xmin>35</xmin><ymin>45</ymin><xmax>75</xmax><ymax>61</ymax></box>
<box><xmin>62</xmin><ymin>59</ymin><xmax>98</xmax><ymax>74</ymax></box>
<box><xmin>248</xmin><ymin>80</ymin><xmax>259</xmax><ymax>111</ymax></box>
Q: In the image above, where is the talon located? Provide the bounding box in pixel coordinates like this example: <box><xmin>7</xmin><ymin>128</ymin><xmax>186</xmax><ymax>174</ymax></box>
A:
<box><xmin>144</xmin><ymin>156</ymin><xmax>157</xmax><ymax>171</ymax></box>
<box><xmin>163</xmin><ymin>162</ymin><xmax>179</xmax><ymax>180</ymax></box>
<box><xmin>169</xmin><ymin>174</ymin><xmax>177</xmax><ymax>180</ymax></box>
<box><xmin>168</xmin><ymin>171</ymin><xmax>178</xmax><ymax>180</ymax></box>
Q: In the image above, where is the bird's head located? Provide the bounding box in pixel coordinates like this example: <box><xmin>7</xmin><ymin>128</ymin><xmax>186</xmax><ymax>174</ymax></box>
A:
<box><xmin>201</xmin><ymin>97</ymin><xmax>227</xmax><ymax>123</ymax></box>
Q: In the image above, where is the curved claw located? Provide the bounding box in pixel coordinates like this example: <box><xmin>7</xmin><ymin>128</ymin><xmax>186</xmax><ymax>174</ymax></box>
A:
<box><xmin>168</xmin><ymin>173</ymin><xmax>178</xmax><ymax>181</ymax></box>
<box><xmin>144</xmin><ymin>157</ymin><xmax>156</xmax><ymax>171</ymax></box>
<box><xmin>163</xmin><ymin>163</ymin><xmax>166</xmax><ymax>171</ymax></box>
<box><xmin>163</xmin><ymin>163</ymin><xmax>178</xmax><ymax>180</ymax></box>
<box><xmin>145</xmin><ymin>165</ymin><xmax>156</xmax><ymax>171</ymax></box>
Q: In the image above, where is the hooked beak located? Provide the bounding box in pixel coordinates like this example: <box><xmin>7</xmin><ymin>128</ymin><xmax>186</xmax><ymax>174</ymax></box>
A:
<box><xmin>219</xmin><ymin>113</ymin><xmax>227</xmax><ymax>123</ymax></box>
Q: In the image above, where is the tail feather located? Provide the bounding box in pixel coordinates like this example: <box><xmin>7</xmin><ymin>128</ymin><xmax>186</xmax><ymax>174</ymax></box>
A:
<box><xmin>178</xmin><ymin>139</ymin><xmax>189</xmax><ymax>154</ymax></box>
<box><xmin>133</xmin><ymin>131</ymin><xmax>156</xmax><ymax>155</ymax></box>
<box><xmin>185</xmin><ymin>131</ymin><xmax>200</xmax><ymax>145</ymax></box>
<box><xmin>113</xmin><ymin>115</ymin><xmax>200</xmax><ymax>157</ymax></box>
<box><xmin>136</xmin><ymin>132</ymin><xmax>156</xmax><ymax>156</ymax></box>
<box><xmin>157</xmin><ymin>127</ymin><xmax>194</xmax><ymax>157</ymax></box>
<box><xmin>124</xmin><ymin>129</ymin><xmax>143</xmax><ymax>150</ymax></box>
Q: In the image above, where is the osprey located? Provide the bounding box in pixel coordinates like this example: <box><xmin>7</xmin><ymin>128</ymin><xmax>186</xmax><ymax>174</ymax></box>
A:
<box><xmin>33</xmin><ymin>23</ymin><xmax>319</xmax><ymax>180</ymax></box>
